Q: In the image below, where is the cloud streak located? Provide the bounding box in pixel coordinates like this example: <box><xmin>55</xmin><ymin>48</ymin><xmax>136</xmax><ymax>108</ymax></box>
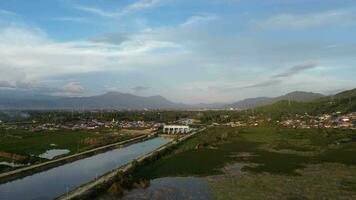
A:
<box><xmin>258</xmin><ymin>9</ymin><xmax>356</xmax><ymax>29</ymax></box>
<box><xmin>52</xmin><ymin>17</ymin><xmax>90</xmax><ymax>23</ymax></box>
<box><xmin>131</xmin><ymin>86</ymin><xmax>150</xmax><ymax>92</ymax></box>
<box><xmin>212</xmin><ymin>62</ymin><xmax>319</xmax><ymax>91</ymax></box>
<box><xmin>244</xmin><ymin>62</ymin><xmax>319</xmax><ymax>88</ymax></box>
<box><xmin>0</xmin><ymin>9</ymin><xmax>17</xmax><ymax>16</ymax></box>
<box><xmin>74</xmin><ymin>0</ymin><xmax>163</xmax><ymax>18</ymax></box>
<box><xmin>242</xmin><ymin>79</ymin><xmax>283</xmax><ymax>89</ymax></box>
<box><xmin>272</xmin><ymin>62</ymin><xmax>318</xmax><ymax>78</ymax></box>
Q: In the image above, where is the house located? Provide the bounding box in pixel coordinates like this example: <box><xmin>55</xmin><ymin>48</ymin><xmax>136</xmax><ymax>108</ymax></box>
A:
<box><xmin>163</xmin><ymin>125</ymin><xmax>190</xmax><ymax>134</ymax></box>
<box><xmin>339</xmin><ymin>122</ymin><xmax>353</xmax><ymax>128</ymax></box>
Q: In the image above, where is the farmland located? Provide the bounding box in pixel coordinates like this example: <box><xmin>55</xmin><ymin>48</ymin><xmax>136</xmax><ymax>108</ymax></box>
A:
<box><xmin>0</xmin><ymin>128</ymin><xmax>145</xmax><ymax>172</ymax></box>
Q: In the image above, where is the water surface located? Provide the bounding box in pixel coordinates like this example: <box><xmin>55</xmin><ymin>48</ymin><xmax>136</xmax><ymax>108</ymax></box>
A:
<box><xmin>0</xmin><ymin>137</ymin><xmax>170</xmax><ymax>200</ymax></box>
<box><xmin>118</xmin><ymin>177</ymin><xmax>213</xmax><ymax>200</ymax></box>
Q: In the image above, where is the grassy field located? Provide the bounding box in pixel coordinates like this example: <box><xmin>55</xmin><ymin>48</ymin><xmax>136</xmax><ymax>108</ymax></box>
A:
<box><xmin>132</xmin><ymin>126</ymin><xmax>356</xmax><ymax>199</ymax></box>
<box><xmin>0</xmin><ymin>128</ymin><xmax>141</xmax><ymax>161</ymax></box>
<box><xmin>208</xmin><ymin>163</ymin><xmax>356</xmax><ymax>200</ymax></box>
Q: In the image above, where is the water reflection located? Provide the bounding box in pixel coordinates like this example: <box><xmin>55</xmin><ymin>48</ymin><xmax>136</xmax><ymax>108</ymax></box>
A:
<box><xmin>104</xmin><ymin>177</ymin><xmax>213</xmax><ymax>200</ymax></box>
<box><xmin>0</xmin><ymin>137</ymin><xmax>170</xmax><ymax>200</ymax></box>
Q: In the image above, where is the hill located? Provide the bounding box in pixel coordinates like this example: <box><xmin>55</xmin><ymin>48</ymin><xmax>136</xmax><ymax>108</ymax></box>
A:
<box><xmin>255</xmin><ymin>89</ymin><xmax>356</xmax><ymax>118</ymax></box>
<box><xmin>228</xmin><ymin>91</ymin><xmax>324</xmax><ymax>109</ymax></box>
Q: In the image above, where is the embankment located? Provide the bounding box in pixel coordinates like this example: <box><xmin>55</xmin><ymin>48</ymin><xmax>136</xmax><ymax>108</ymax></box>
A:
<box><xmin>0</xmin><ymin>134</ymin><xmax>155</xmax><ymax>184</ymax></box>
<box><xmin>56</xmin><ymin>128</ymin><xmax>205</xmax><ymax>200</ymax></box>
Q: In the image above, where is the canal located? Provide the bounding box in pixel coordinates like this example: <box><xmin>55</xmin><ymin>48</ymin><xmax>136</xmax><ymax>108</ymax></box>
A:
<box><xmin>0</xmin><ymin>137</ymin><xmax>171</xmax><ymax>200</ymax></box>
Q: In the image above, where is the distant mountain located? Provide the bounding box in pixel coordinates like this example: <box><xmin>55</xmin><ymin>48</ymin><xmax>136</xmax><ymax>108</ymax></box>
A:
<box><xmin>0</xmin><ymin>91</ymin><xmax>187</xmax><ymax>110</ymax></box>
<box><xmin>227</xmin><ymin>97</ymin><xmax>273</xmax><ymax>109</ymax></box>
<box><xmin>1</xmin><ymin>89</ymin><xmax>351</xmax><ymax>111</ymax></box>
<box><xmin>227</xmin><ymin>91</ymin><xmax>324</xmax><ymax>109</ymax></box>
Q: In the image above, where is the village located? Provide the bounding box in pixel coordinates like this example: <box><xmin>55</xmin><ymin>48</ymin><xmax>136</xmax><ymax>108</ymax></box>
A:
<box><xmin>0</xmin><ymin>117</ymin><xmax>196</xmax><ymax>134</ymax></box>
<box><xmin>278</xmin><ymin>112</ymin><xmax>356</xmax><ymax>129</ymax></box>
<box><xmin>1</xmin><ymin>111</ymin><xmax>355</xmax><ymax>134</ymax></box>
<box><xmin>222</xmin><ymin>112</ymin><xmax>356</xmax><ymax>130</ymax></box>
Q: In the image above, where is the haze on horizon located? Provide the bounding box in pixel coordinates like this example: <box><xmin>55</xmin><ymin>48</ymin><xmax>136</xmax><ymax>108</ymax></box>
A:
<box><xmin>0</xmin><ymin>0</ymin><xmax>355</xmax><ymax>104</ymax></box>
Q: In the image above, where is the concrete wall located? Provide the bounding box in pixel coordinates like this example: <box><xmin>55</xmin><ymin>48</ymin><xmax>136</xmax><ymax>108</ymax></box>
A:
<box><xmin>163</xmin><ymin>125</ymin><xmax>190</xmax><ymax>134</ymax></box>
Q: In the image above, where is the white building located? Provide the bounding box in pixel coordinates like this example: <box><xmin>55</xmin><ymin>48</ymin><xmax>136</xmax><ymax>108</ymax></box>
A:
<box><xmin>163</xmin><ymin>125</ymin><xmax>190</xmax><ymax>134</ymax></box>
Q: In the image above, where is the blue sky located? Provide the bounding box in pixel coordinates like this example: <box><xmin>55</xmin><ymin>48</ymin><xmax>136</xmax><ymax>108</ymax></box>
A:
<box><xmin>0</xmin><ymin>0</ymin><xmax>355</xmax><ymax>103</ymax></box>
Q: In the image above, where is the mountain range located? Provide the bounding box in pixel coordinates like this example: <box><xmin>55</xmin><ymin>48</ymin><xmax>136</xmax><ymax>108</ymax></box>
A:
<box><xmin>0</xmin><ymin>89</ymin><xmax>333</xmax><ymax>110</ymax></box>
<box><xmin>0</xmin><ymin>91</ymin><xmax>186</xmax><ymax>110</ymax></box>
<box><xmin>0</xmin><ymin>91</ymin><xmax>324</xmax><ymax>110</ymax></box>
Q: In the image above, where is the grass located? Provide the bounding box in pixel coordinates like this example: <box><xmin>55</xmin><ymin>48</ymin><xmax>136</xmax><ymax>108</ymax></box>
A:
<box><xmin>208</xmin><ymin>163</ymin><xmax>356</xmax><ymax>200</ymax></box>
<box><xmin>119</xmin><ymin>126</ymin><xmax>356</xmax><ymax>199</ymax></box>
<box><xmin>133</xmin><ymin>127</ymin><xmax>242</xmax><ymax>179</ymax></box>
<box><xmin>133</xmin><ymin>125</ymin><xmax>356</xmax><ymax>178</ymax></box>
<box><xmin>0</xmin><ymin>128</ymin><xmax>138</xmax><ymax>159</ymax></box>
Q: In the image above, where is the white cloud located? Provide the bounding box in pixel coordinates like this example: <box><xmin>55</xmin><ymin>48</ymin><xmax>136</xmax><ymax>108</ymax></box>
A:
<box><xmin>181</xmin><ymin>14</ymin><xmax>219</xmax><ymax>27</ymax></box>
<box><xmin>0</xmin><ymin>24</ymin><xmax>184</xmax><ymax>84</ymax></box>
<box><xmin>1</xmin><ymin>8</ymin><xmax>355</xmax><ymax>102</ymax></box>
<box><xmin>62</xmin><ymin>82</ymin><xmax>84</xmax><ymax>94</ymax></box>
<box><xmin>258</xmin><ymin>9</ymin><xmax>356</xmax><ymax>29</ymax></box>
<box><xmin>74</xmin><ymin>0</ymin><xmax>164</xmax><ymax>18</ymax></box>
<box><xmin>74</xmin><ymin>6</ymin><xmax>117</xmax><ymax>18</ymax></box>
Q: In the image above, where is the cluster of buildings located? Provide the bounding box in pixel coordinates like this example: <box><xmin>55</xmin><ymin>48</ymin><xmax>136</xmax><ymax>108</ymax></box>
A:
<box><xmin>1</xmin><ymin>119</ymin><xmax>161</xmax><ymax>132</ymax></box>
<box><xmin>1</xmin><ymin>118</ymin><xmax>196</xmax><ymax>134</ymax></box>
<box><xmin>279</xmin><ymin>112</ymin><xmax>356</xmax><ymax>129</ymax></box>
<box><xmin>162</xmin><ymin>125</ymin><xmax>191</xmax><ymax>134</ymax></box>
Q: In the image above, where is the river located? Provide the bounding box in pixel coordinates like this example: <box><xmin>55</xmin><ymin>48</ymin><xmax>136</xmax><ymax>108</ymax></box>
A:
<box><xmin>0</xmin><ymin>137</ymin><xmax>170</xmax><ymax>200</ymax></box>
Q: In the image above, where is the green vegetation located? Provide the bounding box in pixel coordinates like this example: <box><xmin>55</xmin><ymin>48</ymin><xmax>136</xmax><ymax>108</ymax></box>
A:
<box><xmin>133</xmin><ymin>127</ymin><xmax>242</xmax><ymax>178</ymax></box>
<box><xmin>134</xmin><ymin>126</ymin><xmax>356</xmax><ymax>179</ymax></box>
<box><xmin>256</xmin><ymin>89</ymin><xmax>356</xmax><ymax>119</ymax></box>
<box><xmin>209</xmin><ymin>163</ymin><xmax>356</xmax><ymax>200</ymax></box>
<box><xmin>0</xmin><ymin>129</ymin><xmax>136</xmax><ymax>159</ymax></box>
<box><xmin>131</xmin><ymin>126</ymin><xmax>356</xmax><ymax>199</ymax></box>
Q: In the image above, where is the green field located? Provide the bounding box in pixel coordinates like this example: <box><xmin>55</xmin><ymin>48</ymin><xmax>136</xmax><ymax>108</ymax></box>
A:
<box><xmin>132</xmin><ymin>126</ymin><xmax>356</xmax><ymax>199</ymax></box>
<box><xmin>0</xmin><ymin>128</ymin><xmax>138</xmax><ymax>160</ymax></box>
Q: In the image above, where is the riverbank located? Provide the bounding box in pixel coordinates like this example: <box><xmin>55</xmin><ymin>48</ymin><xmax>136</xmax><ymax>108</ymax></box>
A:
<box><xmin>56</xmin><ymin>129</ymin><xmax>205</xmax><ymax>200</ymax></box>
<box><xmin>0</xmin><ymin>137</ymin><xmax>170</xmax><ymax>200</ymax></box>
<box><xmin>0</xmin><ymin>133</ymin><xmax>153</xmax><ymax>184</ymax></box>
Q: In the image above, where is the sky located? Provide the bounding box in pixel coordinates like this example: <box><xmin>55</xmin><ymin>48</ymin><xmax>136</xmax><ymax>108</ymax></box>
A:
<box><xmin>0</xmin><ymin>0</ymin><xmax>355</xmax><ymax>104</ymax></box>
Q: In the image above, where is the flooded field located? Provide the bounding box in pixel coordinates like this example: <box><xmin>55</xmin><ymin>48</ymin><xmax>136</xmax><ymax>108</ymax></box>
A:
<box><xmin>38</xmin><ymin>149</ymin><xmax>70</xmax><ymax>159</ymax></box>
